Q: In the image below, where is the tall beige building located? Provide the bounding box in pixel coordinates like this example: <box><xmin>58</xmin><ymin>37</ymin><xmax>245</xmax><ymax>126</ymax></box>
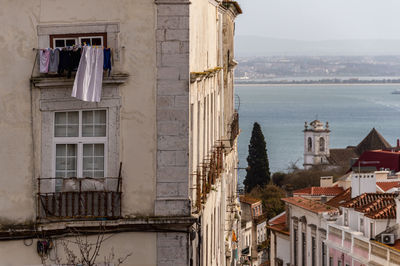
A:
<box><xmin>0</xmin><ymin>0</ymin><xmax>241</xmax><ymax>265</ymax></box>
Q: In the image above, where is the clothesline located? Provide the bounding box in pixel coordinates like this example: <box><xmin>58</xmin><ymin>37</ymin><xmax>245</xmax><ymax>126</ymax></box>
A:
<box><xmin>38</xmin><ymin>46</ymin><xmax>112</xmax><ymax>75</ymax></box>
<box><xmin>33</xmin><ymin>45</ymin><xmax>112</xmax><ymax>50</ymax></box>
<box><xmin>37</xmin><ymin>45</ymin><xmax>113</xmax><ymax>102</ymax></box>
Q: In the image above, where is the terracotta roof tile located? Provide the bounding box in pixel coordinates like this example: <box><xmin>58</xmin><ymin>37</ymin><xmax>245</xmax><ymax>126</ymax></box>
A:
<box><xmin>240</xmin><ymin>195</ymin><xmax>261</xmax><ymax>205</ymax></box>
<box><xmin>282</xmin><ymin>197</ymin><xmax>338</xmax><ymax>214</ymax></box>
<box><xmin>328</xmin><ymin>190</ymin><xmax>397</xmax><ymax>219</ymax></box>
<box><xmin>365</xmin><ymin>203</ymin><xmax>396</xmax><ymax>219</ymax></box>
<box><xmin>293</xmin><ymin>186</ymin><xmax>344</xmax><ymax>196</ymax></box>
<box><xmin>267</xmin><ymin>223</ymin><xmax>289</xmax><ymax>235</ymax></box>
<box><xmin>311</xmin><ymin>187</ymin><xmax>344</xmax><ymax>196</ymax></box>
<box><xmin>325</xmin><ymin>188</ymin><xmax>352</xmax><ymax>208</ymax></box>
<box><xmin>293</xmin><ymin>187</ymin><xmax>311</xmax><ymax>195</ymax></box>
<box><xmin>355</xmin><ymin>197</ymin><xmax>395</xmax><ymax>213</ymax></box>
<box><xmin>377</xmin><ymin>181</ymin><xmax>400</xmax><ymax>192</ymax></box>
<box><xmin>267</xmin><ymin>212</ymin><xmax>289</xmax><ymax>234</ymax></box>
<box><xmin>268</xmin><ymin>212</ymin><xmax>286</xmax><ymax>226</ymax></box>
<box><xmin>341</xmin><ymin>193</ymin><xmax>396</xmax><ymax>209</ymax></box>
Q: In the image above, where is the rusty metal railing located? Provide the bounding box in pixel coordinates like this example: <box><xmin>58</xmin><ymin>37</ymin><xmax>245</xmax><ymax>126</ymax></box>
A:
<box><xmin>230</xmin><ymin>111</ymin><xmax>239</xmax><ymax>147</ymax></box>
<box><xmin>37</xmin><ymin>177</ymin><xmax>122</xmax><ymax>219</ymax></box>
<box><xmin>194</xmin><ymin>143</ymin><xmax>225</xmax><ymax>210</ymax></box>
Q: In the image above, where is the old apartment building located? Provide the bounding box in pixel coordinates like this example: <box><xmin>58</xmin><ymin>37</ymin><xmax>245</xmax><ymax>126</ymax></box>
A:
<box><xmin>0</xmin><ymin>0</ymin><xmax>241</xmax><ymax>265</ymax></box>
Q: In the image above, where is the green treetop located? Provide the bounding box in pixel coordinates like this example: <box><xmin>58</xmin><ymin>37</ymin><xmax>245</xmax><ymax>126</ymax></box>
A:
<box><xmin>244</xmin><ymin>122</ymin><xmax>271</xmax><ymax>193</ymax></box>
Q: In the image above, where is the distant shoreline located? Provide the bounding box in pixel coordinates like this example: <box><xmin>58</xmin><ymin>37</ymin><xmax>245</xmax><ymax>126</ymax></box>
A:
<box><xmin>235</xmin><ymin>79</ymin><xmax>400</xmax><ymax>86</ymax></box>
<box><xmin>235</xmin><ymin>82</ymin><xmax>400</xmax><ymax>86</ymax></box>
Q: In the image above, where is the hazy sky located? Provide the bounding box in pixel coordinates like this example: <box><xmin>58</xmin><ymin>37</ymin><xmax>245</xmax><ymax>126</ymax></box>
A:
<box><xmin>235</xmin><ymin>0</ymin><xmax>400</xmax><ymax>41</ymax></box>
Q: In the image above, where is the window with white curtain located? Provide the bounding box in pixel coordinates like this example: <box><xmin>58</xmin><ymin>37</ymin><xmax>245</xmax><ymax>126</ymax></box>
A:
<box><xmin>54</xmin><ymin>110</ymin><xmax>107</xmax><ymax>189</ymax></box>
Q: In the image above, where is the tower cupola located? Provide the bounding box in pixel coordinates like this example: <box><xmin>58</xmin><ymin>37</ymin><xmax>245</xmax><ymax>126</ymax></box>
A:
<box><xmin>303</xmin><ymin>120</ymin><xmax>331</xmax><ymax>169</ymax></box>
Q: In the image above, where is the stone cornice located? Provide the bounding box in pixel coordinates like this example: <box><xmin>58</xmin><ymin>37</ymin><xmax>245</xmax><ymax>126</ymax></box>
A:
<box><xmin>37</xmin><ymin>22</ymin><xmax>120</xmax><ymax>36</ymax></box>
<box><xmin>190</xmin><ymin>67</ymin><xmax>223</xmax><ymax>83</ymax></box>
<box><xmin>155</xmin><ymin>0</ymin><xmax>191</xmax><ymax>5</ymax></box>
<box><xmin>0</xmin><ymin>216</ymin><xmax>197</xmax><ymax>240</ymax></box>
<box><xmin>31</xmin><ymin>73</ymin><xmax>129</xmax><ymax>89</ymax></box>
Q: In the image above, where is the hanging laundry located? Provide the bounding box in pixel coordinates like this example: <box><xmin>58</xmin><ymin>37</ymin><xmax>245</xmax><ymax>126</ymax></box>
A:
<box><xmin>71</xmin><ymin>46</ymin><xmax>104</xmax><ymax>102</ymax></box>
<box><xmin>56</xmin><ymin>47</ymin><xmax>82</xmax><ymax>77</ymax></box>
<box><xmin>103</xmin><ymin>48</ymin><xmax>112</xmax><ymax>76</ymax></box>
<box><xmin>48</xmin><ymin>48</ymin><xmax>60</xmax><ymax>73</ymax></box>
<box><xmin>71</xmin><ymin>47</ymin><xmax>82</xmax><ymax>71</ymax></box>
<box><xmin>58</xmin><ymin>49</ymin><xmax>73</xmax><ymax>77</ymax></box>
<box><xmin>39</xmin><ymin>49</ymin><xmax>50</xmax><ymax>73</ymax></box>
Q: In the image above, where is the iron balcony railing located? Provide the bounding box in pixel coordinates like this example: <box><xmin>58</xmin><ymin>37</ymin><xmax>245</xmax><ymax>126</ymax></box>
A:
<box><xmin>195</xmin><ymin>143</ymin><xmax>225</xmax><ymax>210</ymax></box>
<box><xmin>37</xmin><ymin>177</ymin><xmax>122</xmax><ymax>220</ymax></box>
<box><xmin>230</xmin><ymin>111</ymin><xmax>239</xmax><ymax>147</ymax></box>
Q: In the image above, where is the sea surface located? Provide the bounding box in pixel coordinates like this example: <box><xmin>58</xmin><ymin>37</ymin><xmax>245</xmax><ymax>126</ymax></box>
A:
<box><xmin>236</xmin><ymin>84</ymin><xmax>400</xmax><ymax>185</ymax></box>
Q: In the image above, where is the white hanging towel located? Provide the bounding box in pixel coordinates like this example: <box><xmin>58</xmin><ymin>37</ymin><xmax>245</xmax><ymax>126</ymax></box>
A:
<box><xmin>72</xmin><ymin>46</ymin><xmax>104</xmax><ymax>102</ymax></box>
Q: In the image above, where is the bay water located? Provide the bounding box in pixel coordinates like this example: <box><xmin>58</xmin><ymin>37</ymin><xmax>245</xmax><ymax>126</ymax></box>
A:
<box><xmin>236</xmin><ymin>84</ymin><xmax>400</xmax><ymax>185</ymax></box>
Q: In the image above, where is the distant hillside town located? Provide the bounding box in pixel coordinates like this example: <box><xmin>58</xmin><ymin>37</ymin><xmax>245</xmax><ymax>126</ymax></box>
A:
<box><xmin>235</xmin><ymin>56</ymin><xmax>400</xmax><ymax>83</ymax></box>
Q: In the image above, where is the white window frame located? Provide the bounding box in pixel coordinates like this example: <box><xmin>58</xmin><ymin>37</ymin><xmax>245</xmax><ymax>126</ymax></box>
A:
<box><xmin>78</xmin><ymin>36</ymin><xmax>104</xmax><ymax>46</ymax></box>
<box><xmin>53</xmin><ymin>37</ymin><xmax>78</xmax><ymax>48</ymax></box>
<box><xmin>52</xmin><ymin>35</ymin><xmax>104</xmax><ymax>48</ymax></box>
<box><xmin>52</xmin><ymin>109</ymin><xmax>108</xmax><ymax>183</ymax></box>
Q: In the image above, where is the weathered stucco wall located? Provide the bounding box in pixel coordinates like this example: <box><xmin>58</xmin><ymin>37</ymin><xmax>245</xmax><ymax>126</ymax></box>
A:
<box><xmin>0</xmin><ymin>0</ymin><xmax>41</xmax><ymax>224</ymax></box>
<box><xmin>0</xmin><ymin>232</ymin><xmax>156</xmax><ymax>265</ymax></box>
<box><xmin>188</xmin><ymin>1</ymin><xmax>240</xmax><ymax>265</ymax></box>
<box><xmin>0</xmin><ymin>0</ymin><xmax>157</xmax><ymax>225</ymax></box>
<box><xmin>190</xmin><ymin>0</ymin><xmax>219</xmax><ymax>72</ymax></box>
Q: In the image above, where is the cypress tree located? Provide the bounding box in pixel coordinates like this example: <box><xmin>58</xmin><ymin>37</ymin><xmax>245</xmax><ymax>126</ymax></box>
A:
<box><xmin>244</xmin><ymin>122</ymin><xmax>271</xmax><ymax>193</ymax></box>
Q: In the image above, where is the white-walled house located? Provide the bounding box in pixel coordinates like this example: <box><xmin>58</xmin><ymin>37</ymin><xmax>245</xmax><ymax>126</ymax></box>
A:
<box><xmin>240</xmin><ymin>195</ymin><xmax>268</xmax><ymax>266</ymax></box>
<box><xmin>282</xmin><ymin>197</ymin><xmax>339</xmax><ymax>266</ymax></box>
<box><xmin>268</xmin><ymin>211</ymin><xmax>290</xmax><ymax>266</ymax></box>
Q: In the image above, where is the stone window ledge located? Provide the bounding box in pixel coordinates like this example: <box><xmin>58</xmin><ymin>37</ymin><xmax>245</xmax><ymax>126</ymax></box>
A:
<box><xmin>31</xmin><ymin>72</ymin><xmax>129</xmax><ymax>89</ymax></box>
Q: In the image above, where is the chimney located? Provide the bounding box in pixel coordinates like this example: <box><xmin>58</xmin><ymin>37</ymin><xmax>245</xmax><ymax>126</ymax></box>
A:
<box><xmin>320</xmin><ymin>176</ymin><xmax>333</xmax><ymax>187</ymax></box>
<box><xmin>285</xmin><ymin>204</ymin><xmax>290</xmax><ymax>230</ymax></box>
<box><xmin>397</xmin><ymin>139</ymin><xmax>400</xmax><ymax>148</ymax></box>
<box><xmin>285</xmin><ymin>184</ymin><xmax>294</xmax><ymax>197</ymax></box>
<box><xmin>351</xmin><ymin>172</ymin><xmax>376</xmax><ymax>198</ymax></box>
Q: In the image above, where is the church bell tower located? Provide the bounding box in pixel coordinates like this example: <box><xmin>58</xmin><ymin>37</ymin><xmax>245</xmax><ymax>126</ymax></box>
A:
<box><xmin>303</xmin><ymin>120</ymin><xmax>330</xmax><ymax>169</ymax></box>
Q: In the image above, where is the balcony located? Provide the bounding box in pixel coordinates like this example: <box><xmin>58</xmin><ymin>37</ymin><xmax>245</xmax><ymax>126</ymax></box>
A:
<box><xmin>37</xmin><ymin>177</ymin><xmax>121</xmax><ymax>220</ymax></box>
<box><xmin>229</xmin><ymin>111</ymin><xmax>239</xmax><ymax>147</ymax></box>
<box><xmin>195</xmin><ymin>143</ymin><xmax>225</xmax><ymax>210</ymax></box>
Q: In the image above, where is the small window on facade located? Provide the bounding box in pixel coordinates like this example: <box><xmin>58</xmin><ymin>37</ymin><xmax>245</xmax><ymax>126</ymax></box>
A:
<box><xmin>294</xmin><ymin>229</ymin><xmax>298</xmax><ymax>265</ymax></box>
<box><xmin>370</xmin><ymin>222</ymin><xmax>375</xmax><ymax>238</ymax></box>
<box><xmin>360</xmin><ymin>218</ymin><xmax>364</xmax><ymax>233</ymax></box>
<box><xmin>311</xmin><ymin>236</ymin><xmax>316</xmax><ymax>266</ymax></box>
<box><xmin>50</xmin><ymin>33</ymin><xmax>107</xmax><ymax>48</ymax></box>
<box><xmin>320</xmin><ymin>137</ymin><xmax>325</xmax><ymax>152</ymax></box>
<box><xmin>308</xmin><ymin>137</ymin><xmax>312</xmax><ymax>152</ymax></box>
<box><xmin>302</xmin><ymin>232</ymin><xmax>306</xmax><ymax>266</ymax></box>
